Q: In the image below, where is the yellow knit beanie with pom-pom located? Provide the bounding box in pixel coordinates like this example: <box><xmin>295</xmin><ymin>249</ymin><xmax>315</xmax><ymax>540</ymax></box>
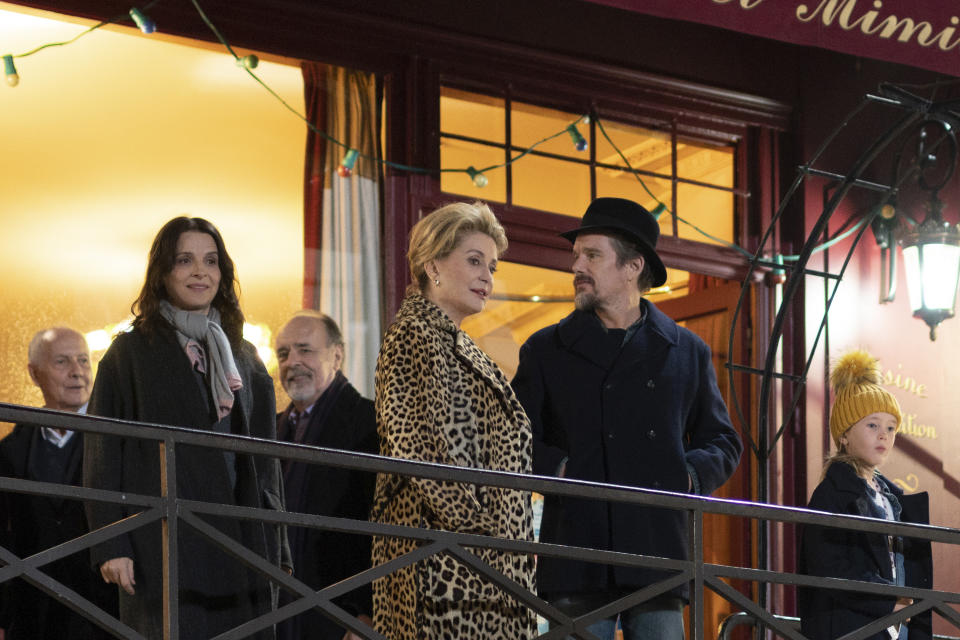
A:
<box><xmin>829</xmin><ymin>350</ymin><xmax>902</xmax><ymax>448</ymax></box>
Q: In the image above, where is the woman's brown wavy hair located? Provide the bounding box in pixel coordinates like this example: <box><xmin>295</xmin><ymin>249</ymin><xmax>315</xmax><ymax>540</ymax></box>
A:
<box><xmin>131</xmin><ymin>216</ymin><xmax>244</xmax><ymax>347</ymax></box>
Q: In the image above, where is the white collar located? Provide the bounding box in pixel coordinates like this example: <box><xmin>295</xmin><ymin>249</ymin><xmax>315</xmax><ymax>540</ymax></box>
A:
<box><xmin>40</xmin><ymin>427</ymin><xmax>75</xmax><ymax>448</ymax></box>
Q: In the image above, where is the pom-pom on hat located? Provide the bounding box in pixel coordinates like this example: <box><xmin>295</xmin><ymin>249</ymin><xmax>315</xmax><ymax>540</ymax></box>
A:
<box><xmin>829</xmin><ymin>350</ymin><xmax>902</xmax><ymax>448</ymax></box>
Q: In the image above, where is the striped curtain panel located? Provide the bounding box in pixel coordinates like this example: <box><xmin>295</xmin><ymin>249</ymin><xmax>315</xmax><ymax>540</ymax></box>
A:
<box><xmin>302</xmin><ymin>63</ymin><xmax>382</xmax><ymax>396</ymax></box>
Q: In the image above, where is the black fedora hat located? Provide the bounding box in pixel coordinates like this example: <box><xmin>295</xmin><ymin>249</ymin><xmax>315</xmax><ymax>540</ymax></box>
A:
<box><xmin>560</xmin><ymin>197</ymin><xmax>667</xmax><ymax>287</ymax></box>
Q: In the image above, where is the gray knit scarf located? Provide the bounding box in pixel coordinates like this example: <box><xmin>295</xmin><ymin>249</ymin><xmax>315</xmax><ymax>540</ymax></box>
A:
<box><xmin>159</xmin><ymin>300</ymin><xmax>242</xmax><ymax>419</ymax></box>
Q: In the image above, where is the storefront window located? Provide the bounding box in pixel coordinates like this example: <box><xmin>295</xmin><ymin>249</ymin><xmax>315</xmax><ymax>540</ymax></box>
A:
<box><xmin>0</xmin><ymin>6</ymin><xmax>304</xmax><ymax>433</ymax></box>
<box><xmin>439</xmin><ymin>86</ymin><xmax>736</xmax><ymax>246</ymax></box>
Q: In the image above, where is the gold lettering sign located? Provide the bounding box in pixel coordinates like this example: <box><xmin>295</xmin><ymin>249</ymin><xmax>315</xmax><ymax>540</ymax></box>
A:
<box><xmin>882</xmin><ymin>365</ymin><xmax>926</xmax><ymax>398</ymax></box>
<box><xmin>794</xmin><ymin>0</ymin><xmax>960</xmax><ymax>53</ymax></box>
<box><xmin>893</xmin><ymin>473</ymin><xmax>919</xmax><ymax>493</ymax></box>
<box><xmin>899</xmin><ymin>413</ymin><xmax>937</xmax><ymax>440</ymax></box>
<box><xmin>711</xmin><ymin>0</ymin><xmax>767</xmax><ymax>9</ymax></box>
<box><xmin>795</xmin><ymin>1</ymin><xmax>960</xmax><ymax>51</ymax></box>
<box><xmin>711</xmin><ymin>0</ymin><xmax>960</xmax><ymax>53</ymax></box>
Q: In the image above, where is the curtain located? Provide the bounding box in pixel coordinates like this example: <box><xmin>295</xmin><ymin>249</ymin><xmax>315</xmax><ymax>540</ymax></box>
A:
<box><xmin>302</xmin><ymin>63</ymin><xmax>382</xmax><ymax>397</ymax></box>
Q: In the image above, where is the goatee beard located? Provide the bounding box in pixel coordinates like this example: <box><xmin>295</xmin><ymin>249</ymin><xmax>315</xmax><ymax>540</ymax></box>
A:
<box><xmin>574</xmin><ymin>291</ymin><xmax>597</xmax><ymax>312</ymax></box>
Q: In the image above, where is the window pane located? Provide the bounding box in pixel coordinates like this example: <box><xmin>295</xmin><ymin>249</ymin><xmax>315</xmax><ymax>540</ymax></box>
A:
<box><xmin>677</xmin><ymin>140</ymin><xmax>734</xmax><ymax>188</ymax></box>
<box><xmin>676</xmin><ymin>183</ymin><xmax>735</xmax><ymax>245</ymax></box>
<box><xmin>437</xmin><ymin>88</ymin><xmax>737</xmax><ymax>246</ymax></box>
<box><xmin>596</xmin><ymin>167</ymin><xmax>674</xmax><ymax>237</ymax></box>
<box><xmin>596</xmin><ymin>120</ymin><xmax>672</xmax><ymax>176</ymax></box>
<box><xmin>513</xmin><ymin>155</ymin><xmax>590</xmax><ymax>217</ymax></box>
<box><xmin>440</xmin><ymin>138</ymin><xmax>507</xmax><ymax>203</ymax></box>
<box><xmin>440</xmin><ymin>87</ymin><xmax>505</xmax><ymax>144</ymax></box>
<box><xmin>512</xmin><ymin>102</ymin><xmax>588</xmax><ymax>159</ymax></box>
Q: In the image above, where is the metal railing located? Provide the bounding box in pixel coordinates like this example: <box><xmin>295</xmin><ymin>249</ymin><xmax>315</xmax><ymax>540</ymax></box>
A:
<box><xmin>3</xmin><ymin>401</ymin><xmax>960</xmax><ymax>640</ymax></box>
<box><xmin>717</xmin><ymin>612</ymin><xmax>960</xmax><ymax>640</ymax></box>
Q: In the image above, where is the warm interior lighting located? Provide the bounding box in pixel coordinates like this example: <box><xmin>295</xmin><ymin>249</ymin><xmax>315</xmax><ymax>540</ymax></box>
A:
<box><xmin>0</xmin><ymin>3</ymin><xmax>303</xmax><ymax>422</ymax></box>
<box><xmin>243</xmin><ymin>322</ymin><xmax>277</xmax><ymax>372</ymax></box>
<box><xmin>85</xmin><ymin>320</ymin><xmax>276</xmax><ymax>373</ymax></box>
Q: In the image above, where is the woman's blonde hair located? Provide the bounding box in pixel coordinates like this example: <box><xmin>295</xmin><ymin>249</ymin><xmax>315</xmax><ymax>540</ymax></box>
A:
<box><xmin>407</xmin><ymin>201</ymin><xmax>508</xmax><ymax>293</ymax></box>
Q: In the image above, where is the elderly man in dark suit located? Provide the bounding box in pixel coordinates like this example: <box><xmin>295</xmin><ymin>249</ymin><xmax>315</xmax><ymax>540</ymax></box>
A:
<box><xmin>274</xmin><ymin>311</ymin><xmax>378</xmax><ymax>640</ymax></box>
<box><xmin>0</xmin><ymin>327</ymin><xmax>115</xmax><ymax>639</ymax></box>
<box><xmin>512</xmin><ymin>198</ymin><xmax>743</xmax><ymax>640</ymax></box>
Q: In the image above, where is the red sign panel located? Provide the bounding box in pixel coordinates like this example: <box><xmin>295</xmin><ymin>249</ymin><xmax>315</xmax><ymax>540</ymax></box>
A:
<box><xmin>586</xmin><ymin>0</ymin><xmax>960</xmax><ymax>77</ymax></box>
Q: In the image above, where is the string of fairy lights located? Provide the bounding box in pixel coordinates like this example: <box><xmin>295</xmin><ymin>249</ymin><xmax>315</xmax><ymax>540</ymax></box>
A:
<box><xmin>2</xmin><ymin>0</ymin><xmax>863</xmax><ymax>269</ymax></box>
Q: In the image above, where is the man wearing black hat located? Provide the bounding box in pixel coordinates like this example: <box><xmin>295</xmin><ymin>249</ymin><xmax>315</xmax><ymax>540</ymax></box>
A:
<box><xmin>512</xmin><ymin>197</ymin><xmax>742</xmax><ymax>640</ymax></box>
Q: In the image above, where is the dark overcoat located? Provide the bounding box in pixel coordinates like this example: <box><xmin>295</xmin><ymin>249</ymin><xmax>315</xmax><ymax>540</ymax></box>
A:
<box><xmin>511</xmin><ymin>301</ymin><xmax>742</xmax><ymax>599</ymax></box>
<box><xmin>277</xmin><ymin>381</ymin><xmax>378</xmax><ymax>640</ymax></box>
<box><xmin>83</xmin><ymin>324</ymin><xmax>290</xmax><ymax>640</ymax></box>
<box><xmin>0</xmin><ymin>424</ymin><xmax>116</xmax><ymax>639</ymax></box>
<box><xmin>799</xmin><ymin>461</ymin><xmax>932</xmax><ymax>640</ymax></box>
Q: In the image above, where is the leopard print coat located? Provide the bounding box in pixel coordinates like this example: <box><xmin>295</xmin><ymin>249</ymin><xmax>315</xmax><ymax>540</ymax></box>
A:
<box><xmin>371</xmin><ymin>293</ymin><xmax>537</xmax><ymax>640</ymax></box>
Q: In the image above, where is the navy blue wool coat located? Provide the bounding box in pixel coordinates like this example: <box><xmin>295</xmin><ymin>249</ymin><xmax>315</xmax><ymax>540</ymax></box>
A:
<box><xmin>512</xmin><ymin>301</ymin><xmax>742</xmax><ymax>600</ymax></box>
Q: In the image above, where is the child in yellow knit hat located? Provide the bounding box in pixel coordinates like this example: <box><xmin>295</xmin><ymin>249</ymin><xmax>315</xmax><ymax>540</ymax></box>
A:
<box><xmin>798</xmin><ymin>350</ymin><xmax>932</xmax><ymax>640</ymax></box>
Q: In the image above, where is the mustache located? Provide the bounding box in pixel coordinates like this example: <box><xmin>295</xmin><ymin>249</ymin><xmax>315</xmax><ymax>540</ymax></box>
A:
<box><xmin>284</xmin><ymin>365</ymin><xmax>313</xmax><ymax>380</ymax></box>
<box><xmin>574</xmin><ymin>276</ymin><xmax>594</xmax><ymax>286</ymax></box>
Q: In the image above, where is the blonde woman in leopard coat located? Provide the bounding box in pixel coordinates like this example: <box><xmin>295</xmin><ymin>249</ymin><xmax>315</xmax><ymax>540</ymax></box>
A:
<box><xmin>370</xmin><ymin>201</ymin><xmax>536</xmax><ymax>640</ymax></box>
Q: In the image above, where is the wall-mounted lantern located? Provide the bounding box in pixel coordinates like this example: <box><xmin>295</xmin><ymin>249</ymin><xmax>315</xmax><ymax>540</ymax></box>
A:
<box><xmin>882</xmin><ymin>118</ymin><xmax>960</xmax><ymax>341</ymax></box>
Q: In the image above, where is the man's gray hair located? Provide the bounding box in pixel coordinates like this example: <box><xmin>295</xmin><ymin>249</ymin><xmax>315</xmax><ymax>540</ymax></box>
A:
<box><xmin>28</xmin><ymin>327</ymin><xmax>86</xmax><ymax>366</ymax></box>
<box><xmin>288</xmin><ymin>310</ymin><xmax>345</xmax><ymax>349</ymax></box>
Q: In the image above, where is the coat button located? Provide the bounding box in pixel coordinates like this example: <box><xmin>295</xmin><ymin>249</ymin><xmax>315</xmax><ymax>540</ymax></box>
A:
<box><xmin>652</xmin><ymin>480</ymin><xmax>661</xmax><ymax>488</ymax></box>
<box><xmin>605</xmin><ymin>383</ymin><xmax>613</xmax><ymax>390</ymax></box>
<box><xmin>608</xmin><ymin>433</ymin><xmax>614</xmax><ymax>440</ymax></box>
<box><xmin>647</xmin><ymin>430</ymin><xmax>656</xmax><ymax>440</ymax></box>
<box><xmin>647</xmin><ymin>379</ymin><xmax>655</xmax><ymax>388</ymax></box>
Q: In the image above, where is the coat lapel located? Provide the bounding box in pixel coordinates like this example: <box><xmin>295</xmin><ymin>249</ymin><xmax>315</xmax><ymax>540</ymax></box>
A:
<box><xmin>829</xmin><ymin>463</ymin><xmax>895</xmax><ymax>578</ymax></box>
<box><xmin>557</xmin><ymin>302</ymin><xmax>679</xmax><ymax>377</ymax></box>
<box><xmin>63</xmin><ymin>432</ymin><xmax>83</xmax><ymax>490</ymax></box>
<box><xmin>615</xmin><ymin>301</ymin><xmax>678</xmax><ymax>376</ymax></box>
<box><xmin>156</xmin><ymin>326</ymin><xmax>216</xmax><ymax>427</ymax></box>
<box><xmin>557</xmin><ymin>310</ymin><xmax>622</xmax><ymax>370</ymax></box>
<box><xmin>4</xmin><ymin>424</ymin><xmax>32</xmax><ymax>478</ymax></box>
<box><xmin>455</xmin><ymin>333</ymin><xmax>508</xmax><ymax>398</ymax></box>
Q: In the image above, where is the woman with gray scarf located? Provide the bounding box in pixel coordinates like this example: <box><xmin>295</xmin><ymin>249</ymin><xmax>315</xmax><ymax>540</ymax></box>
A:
<box><xmin>83</xmin><ymin>217</ymin><xmax>291</xmax><ymax>639</ymax></box>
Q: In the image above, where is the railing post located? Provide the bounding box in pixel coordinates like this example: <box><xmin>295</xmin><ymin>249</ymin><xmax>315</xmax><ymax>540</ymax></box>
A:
<box><xmin>160</xmin><ymin>438</ymin><xmax>179</xmax><ymax>640</ymax></box>
<box><xmin>689</xmin><ymin>507</ymin><xmax>704</xmax><ymax>640</ymax></box>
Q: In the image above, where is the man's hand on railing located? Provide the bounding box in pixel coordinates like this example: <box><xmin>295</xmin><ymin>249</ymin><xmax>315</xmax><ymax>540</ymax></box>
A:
<box><xmin>100</xmin><ymin>557</ymin><xmax>136</xmax><ymax>595</ymax></box>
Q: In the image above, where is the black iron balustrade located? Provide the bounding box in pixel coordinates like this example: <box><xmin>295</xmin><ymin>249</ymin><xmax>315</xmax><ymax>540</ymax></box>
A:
<box><xmin>717</xmin><ymin>612</ymin><xmax>960</xmax><ymax>640</ymax></box>
<box><xmin>2</xmin><ymin>400</ymin><xmax>960</xmax><ymax>640</ymax></box>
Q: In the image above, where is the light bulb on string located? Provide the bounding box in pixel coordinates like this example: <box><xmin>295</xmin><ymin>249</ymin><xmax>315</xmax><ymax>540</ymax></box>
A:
<box><xmin>767</xmin><ymin>253</ymin><xmax>787</xmax><ymax>285</ymax></box>
<box><xmin>466</xmin><ymin>166</ymin><xmax>488</xmax><ymax>188</ymax></box>
<box><xmin>566</xmin><ymin>124</ymin><xmax>588</xmax><ymax>151</ymax></box>
<box><xmin>3</xmin><ymin>55</ymin><xmax>18</xmax><ymax>87</ymax></box>
<box><xmin>129</xmin><ymin>8</ymin><xmax>156</xmax><ymax>34</ymax></box>
<box><xmin>650</xmin><ymin>202</ymin><xmax>667</xmax><ymax>220</ymax></box>
<box><xmin>337</xmin><ymin>149</ymin><xmax>359</xmax><ymax>177</ymax></box>
<box><xmin>236</xmin><ymin>54</ymin><xmax>259</xmax><ymax>69</ymax></box>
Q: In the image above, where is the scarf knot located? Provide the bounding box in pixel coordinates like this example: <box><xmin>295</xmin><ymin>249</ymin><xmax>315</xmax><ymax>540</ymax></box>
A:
<box><xmin>159</xmin><ymin>300</ymin><xmax>242</xmax><ymax>419</ymax></box>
